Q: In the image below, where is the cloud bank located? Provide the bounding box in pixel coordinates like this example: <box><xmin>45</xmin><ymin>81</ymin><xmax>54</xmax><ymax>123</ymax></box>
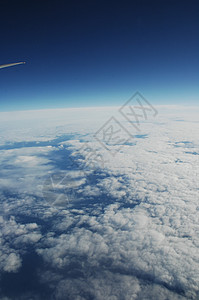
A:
<box><xmin>0</xmin><ymin>105</ymin><xmax>199</xmax><ymax>299</ymax></box>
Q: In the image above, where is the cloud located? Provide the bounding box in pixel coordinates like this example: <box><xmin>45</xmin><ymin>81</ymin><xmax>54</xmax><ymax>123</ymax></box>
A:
<box><xmin>0</xmin><ymin>106</ymin><xmax>199</xmax><ymax>299</ymax></box>
<box><xmin>0</xmin><ymin>216</ymin><xmax>42</xmax><ymax>275</ymax></box>
<box><xmin>2</xmin><ymin>253</ymin><xmax>22</xmax><ymax>273</ymax></box>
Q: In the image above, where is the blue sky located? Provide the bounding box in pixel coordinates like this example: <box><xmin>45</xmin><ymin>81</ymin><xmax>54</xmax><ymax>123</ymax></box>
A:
<box><xmin>0</xmin><ymin>0</ymin><xmax>199</xmax><ymax>111</ymax></box>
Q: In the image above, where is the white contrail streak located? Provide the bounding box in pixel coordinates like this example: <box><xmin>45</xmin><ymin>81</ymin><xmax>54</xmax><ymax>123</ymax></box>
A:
<box><xmin>0</xmin><ymin>62</ymin><xmax>26</xmax><ymax>69</ymax></box>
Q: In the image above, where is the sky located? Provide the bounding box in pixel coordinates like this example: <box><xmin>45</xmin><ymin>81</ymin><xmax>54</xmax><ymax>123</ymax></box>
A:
<box><xmin>0</xmin><ymin>0</ymin><xmax>199</xmax><ymax>111</ymax></box>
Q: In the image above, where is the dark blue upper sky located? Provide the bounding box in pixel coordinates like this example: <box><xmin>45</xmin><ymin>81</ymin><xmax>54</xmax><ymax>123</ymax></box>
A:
<box><xmin>0</xmin><ymin>0</ymin><xmax>199</xmax><ymax>111</ymax></box>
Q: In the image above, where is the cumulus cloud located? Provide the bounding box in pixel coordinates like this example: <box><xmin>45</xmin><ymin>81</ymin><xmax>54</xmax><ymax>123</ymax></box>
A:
<box><xmin>2</xmin><ymin>253</ymin><xmax>22</xmax><ymax>273</ymax></box>
<box><xmin>0</xmin><ymin>106</ymin><xmax>199</xmax><ymax>299</ymax></box>
<box><xmin>0</xmin><ymin>216</ymin><xmax>42</xmax><ymax>275</ymax></box>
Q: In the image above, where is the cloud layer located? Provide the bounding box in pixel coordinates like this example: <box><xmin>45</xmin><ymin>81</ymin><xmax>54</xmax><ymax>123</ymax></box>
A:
<box><xmin>0</xmin><ymin>105</ymin><xmax>199</xmax><ymax>299</ymax></box>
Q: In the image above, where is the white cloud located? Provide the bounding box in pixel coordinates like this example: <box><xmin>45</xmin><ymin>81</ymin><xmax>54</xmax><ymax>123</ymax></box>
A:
<box><xmin>3</xmin><ymin>253</ymin><xmax>22</xmax><ymax>273</ymax></box>
<box><xmin>0</xmin><ymin>216</ymin><xmax>42</xmax><ymax>275</ymax></box>
<box><xmin>0</xmin><ymin>105</ymin><xmax>199</xmax><ymax>299</ymax></box>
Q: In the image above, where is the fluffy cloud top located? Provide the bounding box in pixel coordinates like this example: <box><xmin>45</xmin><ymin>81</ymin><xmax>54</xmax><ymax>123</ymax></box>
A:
<box><xmin>0</xmin><ymin>105</ymin><xmax>199</xmax><ymax>299</ymax></box>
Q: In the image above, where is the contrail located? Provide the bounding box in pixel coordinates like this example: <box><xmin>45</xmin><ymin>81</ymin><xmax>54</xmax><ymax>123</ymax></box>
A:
<box><xmin>0</xmin><ymin>62</ymin><xmax>26</xmax><ymax>69</ymax></box>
